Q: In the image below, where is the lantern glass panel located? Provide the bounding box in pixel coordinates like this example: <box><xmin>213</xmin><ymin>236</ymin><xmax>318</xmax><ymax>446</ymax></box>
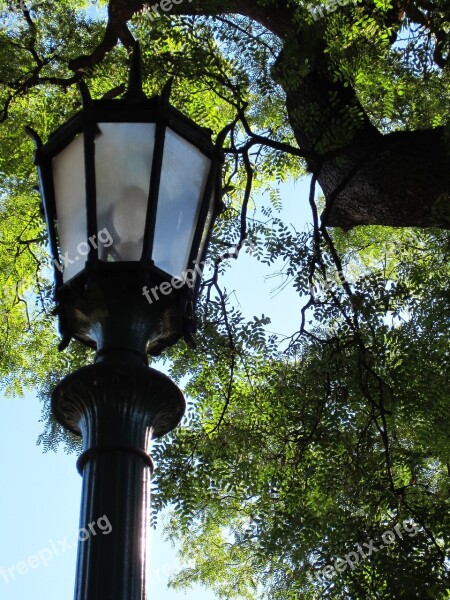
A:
<box><xmin>52</xmin><ymin>133</ymin><xmax>87</xmax><ymax>282</ymax></box>
<box><xmin>152</xmin><ymin>128</ymin><xmax>211</xmax><ymax>277</ymax></box>
<box><xmin>95</xmin><ymin>123</ymin><xmax>156</xmax><ymax>262</ymax></box>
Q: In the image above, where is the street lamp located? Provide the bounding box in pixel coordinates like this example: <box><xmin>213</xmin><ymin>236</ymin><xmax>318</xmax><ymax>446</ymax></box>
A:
<box><xmin>26</xmin><ymin>43</ymin><xmax>223</xmax><ymax>600</ymax></box>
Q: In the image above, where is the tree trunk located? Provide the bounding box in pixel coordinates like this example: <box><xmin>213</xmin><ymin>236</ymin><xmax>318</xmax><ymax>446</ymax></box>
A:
<box><xmin>275</xmin><ymin>39</ymin><xmax>450</xmax><ymax>230</ymax></box>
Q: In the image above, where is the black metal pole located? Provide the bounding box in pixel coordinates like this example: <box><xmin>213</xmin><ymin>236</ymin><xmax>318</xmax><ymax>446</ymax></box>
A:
<box><xmin>52</xmin><ymin>356</ymin><xmax>185</xmax><ymax>599</ymax></box>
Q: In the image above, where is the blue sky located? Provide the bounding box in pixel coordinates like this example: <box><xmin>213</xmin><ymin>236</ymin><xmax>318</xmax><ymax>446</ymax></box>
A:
<box><xmin>0</xmin><ymin>177</ymin><xmax>312</xmax><ymax>599</ymax></box>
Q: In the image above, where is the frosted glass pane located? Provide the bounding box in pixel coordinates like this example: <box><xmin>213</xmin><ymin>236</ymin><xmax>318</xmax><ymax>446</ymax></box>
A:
<box><xmin>153</xmin><ymin>129</ymin><xmax>211</xmax><ymax>277</ymax></box>
<box><xmin>95</xmin><ymin>123</ymin><xmax>155</xmax><ymax>262</ymax></box>
<box><xmin>52</xmin><ymin>133</ymin><xmax>87</xmax><ymax>282</ymax></box>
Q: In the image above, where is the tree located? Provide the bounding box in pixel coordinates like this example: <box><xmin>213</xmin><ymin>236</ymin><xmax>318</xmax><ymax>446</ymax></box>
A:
<box><xmin>0</xmin><ymin>1</ymin><xmax>449</xmax><ymax>598</ymax></box>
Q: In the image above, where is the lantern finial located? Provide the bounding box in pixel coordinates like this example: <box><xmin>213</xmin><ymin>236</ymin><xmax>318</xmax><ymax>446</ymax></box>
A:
<box><xmin>77</xmin><ymin>79</ymin><xmax>92</xmax><ymax>108</ymax></box>
<box><xmin>161</xmin><ymin>77</ymin><xmax>174</xmax><ymax>104</ymax></box>
<box><xmin>25</xmin><ymin>125</ymin><xmax>42</xmax><ymax>149</ymax></box>
<box><xmin>125</xmin><ymin>41</ymin><xmax>146</xmax><ymax>100</ymax></box>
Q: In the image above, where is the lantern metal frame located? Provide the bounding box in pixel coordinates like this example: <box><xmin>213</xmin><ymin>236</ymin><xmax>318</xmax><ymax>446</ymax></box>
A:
<box><xmin>24</xmin><ymin>44</ymin><xmax>230</xmax><ymax>600</ymax></box>
<box><xmin>27</xmin><ymin>43</ymin><xmax>224</xmax><ymax>358</ymax></box>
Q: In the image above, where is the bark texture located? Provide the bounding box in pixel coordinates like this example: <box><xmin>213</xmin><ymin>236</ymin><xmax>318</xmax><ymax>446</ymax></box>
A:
<box><xmin>274</xmin><ymin>41</ymin><xmax>450</xmax><ymax>230</ymax></box>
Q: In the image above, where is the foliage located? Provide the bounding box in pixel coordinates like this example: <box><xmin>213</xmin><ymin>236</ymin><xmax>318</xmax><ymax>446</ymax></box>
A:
<box><xmin>0</xmin><ymin>1</ymin><xmax>449</xmax><ymax>598</ymax></box>
<box><xmin>152</xmin><ymin>214</ymin><xmax>450</xmax><ymax>599</ymax></box>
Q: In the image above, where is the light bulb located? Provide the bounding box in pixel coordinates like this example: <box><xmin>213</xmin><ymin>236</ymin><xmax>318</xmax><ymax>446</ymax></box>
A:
<box><xmin>113</xmin><ymin>185</ymin><xmax>148</xmax><ymax>242</ymax></box>
<box><xmin>103</xmin><ymin>185</ymin><xmax>148</xmax><ymax>261</ymax></box>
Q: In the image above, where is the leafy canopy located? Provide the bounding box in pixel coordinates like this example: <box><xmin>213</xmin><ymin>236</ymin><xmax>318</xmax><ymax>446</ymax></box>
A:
<box><xmin>0</xmin><ymin>1</ymin><xmax>449</xmax><ymax>598</ymax></box>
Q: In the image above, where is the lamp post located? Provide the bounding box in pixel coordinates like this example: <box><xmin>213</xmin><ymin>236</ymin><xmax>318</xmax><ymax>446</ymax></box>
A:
<box><xmin>26</xmin><ymin>43</ymin><xmax>223</xmax><ymax>600</ymax></box>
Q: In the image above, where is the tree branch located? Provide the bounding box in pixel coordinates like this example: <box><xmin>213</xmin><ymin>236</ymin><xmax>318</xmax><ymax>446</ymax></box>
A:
<box><xmin>68</xmin><ymin>0</ymin><xmax>299</xmax><ymax>72</ymax></box>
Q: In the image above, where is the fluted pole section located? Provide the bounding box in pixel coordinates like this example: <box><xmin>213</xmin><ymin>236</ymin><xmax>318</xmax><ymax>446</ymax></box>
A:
<box><xmin>52</xmin><ymin>362</ymin><xmax>185</xmax><ymax>600</ymax></box>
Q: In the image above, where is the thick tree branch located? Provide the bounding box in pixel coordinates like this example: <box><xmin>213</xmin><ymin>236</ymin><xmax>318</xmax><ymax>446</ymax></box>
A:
<box><xmin>276</xmin><ymin>36</ymin><xmax>450</xmax><ymax>229</ymax></box>
<box><xmin>69</xmin><ymin>22</ymin><xmax>120</xmax><ymax>71</ymax></box>
<box><xmin>69</xmin><ymin>0</ymin><xmax>298</xmax><ymax>72</ymax></box>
